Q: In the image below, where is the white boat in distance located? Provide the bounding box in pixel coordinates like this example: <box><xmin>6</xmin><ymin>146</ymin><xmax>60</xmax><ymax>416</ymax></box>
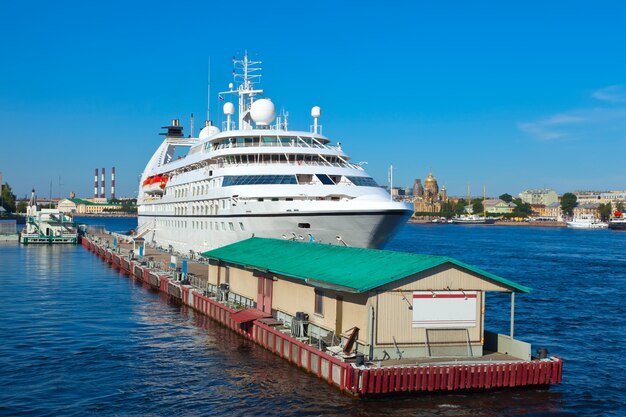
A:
<box><xmin>136</xmin><ymin>53</ymin><xmax>413</xmax><ymax>255</ymax></box>
<box><xmin>451</xmin><ymin>215</ymin><xmax>495</xmax><ymax>225</ymax></box>
<box><xmin>566</xmin><ymin>214</ymin><xmax>608</xmax><ymax>229</ymax></box>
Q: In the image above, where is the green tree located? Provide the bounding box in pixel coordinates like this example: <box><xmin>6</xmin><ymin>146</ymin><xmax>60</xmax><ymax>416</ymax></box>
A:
<box><xmin>439</xmin><ymin>201</ymin><xmax>455</xmax><ymax>219</ymax></box>
<box><xmin>472</xmin><ymin>198</ymin><xmax>484</xmax><ymax>215</ymax></box>
<box><xmin>1</xmin><ymin>182</ymin><xmax>16</xmax><ymax>213</ymax></box>
<box><xmin>454</xmin><ymin>199</ymin><xmax>467</xmax><ymax>215</ymax></box>
<box><xmin>598</xmin><ymin>203</ymin><xmax>612</xmax><ymax>222</ymax></box>
<box><xmin>560</xmin><ymin>193</ymin><xmax>577</xmax><ymax>217</ymax></box>
<box><xmin>16</xmin><ymin>201</ymin><xmax>27</xmax><ymax>213</ymax></box>
<box><xmin>616</xmin><ymin>202</ymin><xmax>625</xmax><ymax>212</ymax></box>
<box><xmin>511</xmin><ymin>198</ymin><xmax>532</xmax><ymax>217</ymax></box>
<box><xmin>499</xmin><ymin>193</ymin><xmax>513</xmax><ymax>203</ymax></box>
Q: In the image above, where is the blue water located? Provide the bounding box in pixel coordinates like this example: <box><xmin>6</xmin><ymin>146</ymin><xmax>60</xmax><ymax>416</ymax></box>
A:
<box><xmin>1</xmin><ymin>219</ymin><xmax>625</xmax><ymax>416</ymax></box>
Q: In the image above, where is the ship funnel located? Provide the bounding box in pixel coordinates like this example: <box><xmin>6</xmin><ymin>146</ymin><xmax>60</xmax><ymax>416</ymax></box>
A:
<box><xmin>160</xmin><ymin>119</ymin><xmax>184</xmax><ymax>138</ymax></box>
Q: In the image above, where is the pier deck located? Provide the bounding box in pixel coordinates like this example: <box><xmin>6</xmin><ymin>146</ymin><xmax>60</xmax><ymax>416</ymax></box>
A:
<box><xmin>81</xmin><ymin>230</ymin><xmax>563</xmax><ymax>397</ymax></box>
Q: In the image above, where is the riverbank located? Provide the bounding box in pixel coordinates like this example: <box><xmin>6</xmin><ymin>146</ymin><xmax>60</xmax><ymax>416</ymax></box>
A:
<box><xmin>74</xmin><ymin>213</ymin><xmax>137</xmax><ymax>218</ymax></box>
<box><xmin>408</xmin><ymin>218</ymin><xmax>566</xmax><ymax>228</ymax></box>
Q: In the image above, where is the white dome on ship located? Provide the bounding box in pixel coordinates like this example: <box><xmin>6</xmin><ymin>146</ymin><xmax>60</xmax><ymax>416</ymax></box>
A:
<box><xmin>223</xmin><ymin>102</ymin><xmax>235</xmax><ymax>115</ymax></box>
<box><xmin>199</xmin><ymin>125</ymin><xmax>221</xmax><ymax>139</ymax></box>
<box><xmin>250</xmin><ymin>98</ymin><xmax>276</xmax><ymax>126</ymax></box>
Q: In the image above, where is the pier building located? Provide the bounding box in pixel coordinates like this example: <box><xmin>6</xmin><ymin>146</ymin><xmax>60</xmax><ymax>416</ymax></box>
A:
<box><xmin>82</xmin><ymin>231</ymin><xmax>563</xmax><ymax>396</ymax></box>
<box><xmin>202</xmin><ymin>238</ymin><xmax>532</xmax><ymax>360</ymax></box>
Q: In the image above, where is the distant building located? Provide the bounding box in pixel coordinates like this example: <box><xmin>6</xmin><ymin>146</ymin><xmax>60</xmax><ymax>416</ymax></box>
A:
<box><xmin>423</xmin><ymin>170</ymin><xmax>439</xmax><ymax>198</ymax></box>
<box><xmin>543</xmin><ymin>202</ymin><xmax>562</xmax><ymax>220</ymax></box>
<box><xmin>485</xmin><ymin>199</ymin><xmax>516</xmax><ymax>214</ymax></box>
<box><xmin>413</xmin><ymin>169</ymin><xmax>448</xmax><ymax>213</ymax></box>
<box><xmin>413</xmin><ymin>179</ymin><xmax>424</xmax><ymax>198</ymax></box>
<box><xmin>574</xmin><ymin>190</ymin><xmax>626</xmax><ymax>209</ymax></box>
<box><xmin>573</xmin><ymin>203</ymin><xmax>601</xmax><ymax>218</ymax></box>
<box><xmin>519</xmin><ymin>189</ymin><xmax>558</xmax><ymax>206</ymax></box>
<box><xmin>529</xmin><ymin>204</ymin><xmax>545</xmax><ymax>216</ymax></box>
<box><xmin>57</xmin><ymin>198</ymin><xmax>121</xmax><ymax>214</ymax></box>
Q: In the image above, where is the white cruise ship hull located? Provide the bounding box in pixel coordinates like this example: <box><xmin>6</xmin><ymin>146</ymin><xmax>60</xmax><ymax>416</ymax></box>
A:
<box><xmin>138</xmin><ymin>206</ymin><xmax>412</xmax><ymax>255</ymax></box>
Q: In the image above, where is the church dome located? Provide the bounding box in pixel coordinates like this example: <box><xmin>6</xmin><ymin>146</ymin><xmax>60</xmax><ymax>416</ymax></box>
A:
<box><xmin>424</xmin><ymin>170</ymin><xmax>436</xmax><ymax>184</ymax></box>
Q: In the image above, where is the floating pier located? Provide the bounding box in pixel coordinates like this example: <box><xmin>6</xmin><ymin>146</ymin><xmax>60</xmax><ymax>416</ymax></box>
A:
<box><xmin>82</xmin><ymin>231</ymin><xmax>562</xmax><ymax>396</ymax></box>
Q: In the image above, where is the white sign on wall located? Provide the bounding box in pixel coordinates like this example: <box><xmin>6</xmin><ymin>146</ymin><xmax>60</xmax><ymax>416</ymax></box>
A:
<box><xmin>412</xmin><ymin>291</ymin><xmax>477</xmax><ymax>328</ymax></box>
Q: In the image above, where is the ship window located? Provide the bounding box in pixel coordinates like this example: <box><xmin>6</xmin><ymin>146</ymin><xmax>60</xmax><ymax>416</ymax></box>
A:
<box><xmin>298</xmin><ymin>223</ymin><xmax>310</xmax><ymax>229</ymax></box>
<box><xmin>239</xmin><ymin>222</ymin><xmax>245</xmax><ymax>231</ymax></box>
<box><xmin>347</xmin><ymin>176</ymin><xmax>378</xmax><ymax>187</ymax></box>
<box><xmin>316</xmin><ymin>174</ymin><xmax>335</xmax><ymax>185</ymax></box>
<box><xmin>222</xmin><ymin>175</ymin><xmax>297</xmax><ymax>186</ymax></box>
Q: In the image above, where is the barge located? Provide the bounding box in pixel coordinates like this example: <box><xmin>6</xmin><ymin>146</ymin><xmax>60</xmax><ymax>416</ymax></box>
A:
<box><xmin>20</xmin><ymin>189</ymin><xmax>78</xmax><ymax>245</ymax></box>
<box><xmin>82</xmin><ymin>230</ymin><xmax>562</xmax><ymax>396</ymax></box>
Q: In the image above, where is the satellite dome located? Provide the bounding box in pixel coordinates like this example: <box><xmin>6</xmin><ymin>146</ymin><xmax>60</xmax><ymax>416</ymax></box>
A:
<box><xmin>223</xmin><ymin>102</ymin><xmax>235</xmax><ymax>115</ymax></box>
<box><xmin>311</xmin><ymin>106</ymin><xmax>321</xmax><ymax>118</ymax></box>
<box><xmin>199</xmin><ymin>125</ymin><xmax>221</xmax><ymax>139</ymax></box>
<box><xmin>250</xmin><ymin>98</ymin><xmax>276</xmax><ymax>126</ymax></box>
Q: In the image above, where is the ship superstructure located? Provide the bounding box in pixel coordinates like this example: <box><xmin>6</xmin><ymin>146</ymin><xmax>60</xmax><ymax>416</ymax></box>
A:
<box><xmin>137</xmin><ymin>53</ymin><xmax>412</xmax><ymax>255</ymax></box>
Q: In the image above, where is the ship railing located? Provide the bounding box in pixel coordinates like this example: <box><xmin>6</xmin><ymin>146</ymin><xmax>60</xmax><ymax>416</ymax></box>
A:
<box><xmin>218</xmin><ymin>160</ymin><xmax>355</xmax><ymax>169</ymax></box>
<box><xmin>212</xmin><ymin>142</ymin><xmax>330</xmax><ymax>151</ymax></box>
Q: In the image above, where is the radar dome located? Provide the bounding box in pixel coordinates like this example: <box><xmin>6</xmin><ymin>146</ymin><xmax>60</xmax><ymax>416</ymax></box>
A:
<box><xmin>199</xmin><ymin>125</ymin><xmax>220</xmax><ymax>140</ymax></box>
<box><xmin>250</xmin><ymin>98</ymin><xmax>276</xmax><ymax>126</ymax></box>
<box><xmin>223</xmin><ymin>102</ymin><xmax>235</xmax><ymax>115</ymax></box>
<box><xmin>311</xmin><ymin>106</ymin><xmax>321</xmax><ymax>118</ymax></box>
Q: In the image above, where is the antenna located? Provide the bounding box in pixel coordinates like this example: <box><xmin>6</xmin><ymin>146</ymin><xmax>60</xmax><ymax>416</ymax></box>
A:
<box><xmin>207</xmin><ymin>57</ymin><xmax>211</xmax><ymax>122</ymax></box>
<box><xmin>388</xmin><ymin>165</ymin><xmax>394</xmax><ymax>201</ymax></box>
<box><xmin>219</xmin><ymin>51</ymin><xmax>264</xmax><ymax>130</ymax></box>
<box><xmin>190</xmin><ymin>113</ymin><xmax>194</xmax><ymax>137</ymax></box>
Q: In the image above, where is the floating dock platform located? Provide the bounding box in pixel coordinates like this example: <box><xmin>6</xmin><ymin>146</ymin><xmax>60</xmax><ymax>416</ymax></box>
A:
<box><xmin>82</xmin><ymin>231</ymin><xmax>562</xmax><ymax>396</ymax></box>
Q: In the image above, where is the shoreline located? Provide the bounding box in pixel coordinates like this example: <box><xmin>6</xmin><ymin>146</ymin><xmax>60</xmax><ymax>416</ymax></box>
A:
<box><xmin>408</xmin><ymin>218</ymin><xmax>567</xmax><ymax>228</ymax></box>
<box><xmin>73</xmin><ymin>213</ymin><xmax>137</xmax><ymax>218</ymax></box>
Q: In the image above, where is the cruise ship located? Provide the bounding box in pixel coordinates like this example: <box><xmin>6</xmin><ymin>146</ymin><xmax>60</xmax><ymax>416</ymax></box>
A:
<box><xmin>137</xmin><ymin>53</ymin><xmax>413</xmax><ymax>255</ymax></box>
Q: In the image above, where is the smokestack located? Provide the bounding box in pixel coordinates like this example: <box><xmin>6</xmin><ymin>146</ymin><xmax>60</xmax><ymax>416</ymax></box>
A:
<box><xmin>111</xmin><ymin>167</ymin><xmax>116</xmax><ymax>200</ymax></box>
<box><xmin>101</xmin><ymin>167</ymin><xmax>105</xmax><ymax>199</ymax></box>
<box><xmin>94</xmin><ymin>168</ymin><xmax>99</xmax><ymax>198</ymax></box>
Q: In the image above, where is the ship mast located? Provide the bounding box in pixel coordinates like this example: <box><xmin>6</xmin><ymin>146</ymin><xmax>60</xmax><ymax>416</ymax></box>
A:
<box><xmin>219</xmin><ymin>51</ymin><xmax>263</xmax><ymax>130</ymax></box>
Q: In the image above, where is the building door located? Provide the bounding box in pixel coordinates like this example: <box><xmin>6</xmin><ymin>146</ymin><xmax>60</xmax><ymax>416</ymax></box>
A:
<box><xmin>257</xmin><ymin>275</ymin><xmax>273</xmax><ymax>314</ymax></box>
<box><xmin>336</xmin><ymin>296</ymin><xmax>343</xmax><ymax>336</ymax></box>
<box><xmin>263</xmin><ymin>278</ymin><xmax>273</xmax><ymax>314</ymax></box>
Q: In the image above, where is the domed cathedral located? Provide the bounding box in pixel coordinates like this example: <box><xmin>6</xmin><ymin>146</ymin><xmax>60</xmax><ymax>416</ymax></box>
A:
<box><xmin>413</xmin><ymin>169</ymin><xmax>448</xmax><ymax>213</ymax></box>
<box><xmin>423</xmin><ymin>169</ymin><xmax>439</xmax><ymax>200</ymax></box>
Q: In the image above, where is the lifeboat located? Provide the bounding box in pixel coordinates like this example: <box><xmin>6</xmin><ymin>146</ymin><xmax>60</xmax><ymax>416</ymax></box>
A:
<box><xmin>143</xmin><ymin>175</ymin><xmax>168</xmax><ymax>195</ymax></box>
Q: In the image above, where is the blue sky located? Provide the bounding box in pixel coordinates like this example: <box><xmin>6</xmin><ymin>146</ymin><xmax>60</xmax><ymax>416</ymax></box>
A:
<box><xmin>1</xmin><ymin>1</ymin><xmax>625</xmax><ymax>199</ymax></box>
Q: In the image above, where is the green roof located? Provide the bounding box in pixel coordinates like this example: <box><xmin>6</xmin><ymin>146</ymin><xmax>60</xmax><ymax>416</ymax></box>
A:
<box><xmin>68</xmin><ymin>198</ymin><xmax>120</xmax><ymax>207</ymax></box>
<box><xmin>201</xmin><ymin>238</ymin><xmax>530</xmax><ymax>293</ymax></box>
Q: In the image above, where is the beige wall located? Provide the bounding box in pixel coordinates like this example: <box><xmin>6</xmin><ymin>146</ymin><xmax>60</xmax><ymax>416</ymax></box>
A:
<box><xmin>373</xmin><ymin>290</ymin><xmax>483</xmax><ymax>345</ymax></box>
<box><xmin>210</xmin><ymin>261</ymin><xmax>514</xmax><ymax>352</ymax></box>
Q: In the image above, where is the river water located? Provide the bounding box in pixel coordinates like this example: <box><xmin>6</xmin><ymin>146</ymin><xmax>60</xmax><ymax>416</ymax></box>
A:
<box><xmin>1</xmin><ymin>218</ymin><xmax>625</xmax><ymax>416</ymax></box>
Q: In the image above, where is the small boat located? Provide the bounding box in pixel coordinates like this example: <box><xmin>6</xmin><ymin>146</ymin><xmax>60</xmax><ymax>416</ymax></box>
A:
<box><xmin>20</xmin><ymin>189</ymin><xmax>78</xmax><ymax>244</ymax></box>
<box><xmin>452</xmin><ymin>184</ymin><xmax>495</xmax><ymax>224</ymax></box>
<box><xmin>608</xmin><ymin>211</ymin><xmax>626</xmax><ymax>231</ymax></box>
<box><xmin>566</xmin><ymin>214</ymin><xmax>608</xmax><ymax>229</ymax></box>
<box><xmin>451</xmin><ymin>214</ymin><xmax>496</xmax><ymax>224</ymax></box>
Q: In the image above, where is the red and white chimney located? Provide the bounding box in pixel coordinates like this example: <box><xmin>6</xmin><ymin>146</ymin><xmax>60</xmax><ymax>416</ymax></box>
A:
<box><xmin>111</xmin><ymin>167</ymin><xmax>116</xmax><ymax>200</ymax></box>
<box><xmin>94</xmin><ymin>168</ymin><xmax>99</xmax><ymax>198</ymax></box>
<box><xmin>101</xmin><ymin>167</ymin><xmax>105</xmax><ymax>199</ymax></box>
